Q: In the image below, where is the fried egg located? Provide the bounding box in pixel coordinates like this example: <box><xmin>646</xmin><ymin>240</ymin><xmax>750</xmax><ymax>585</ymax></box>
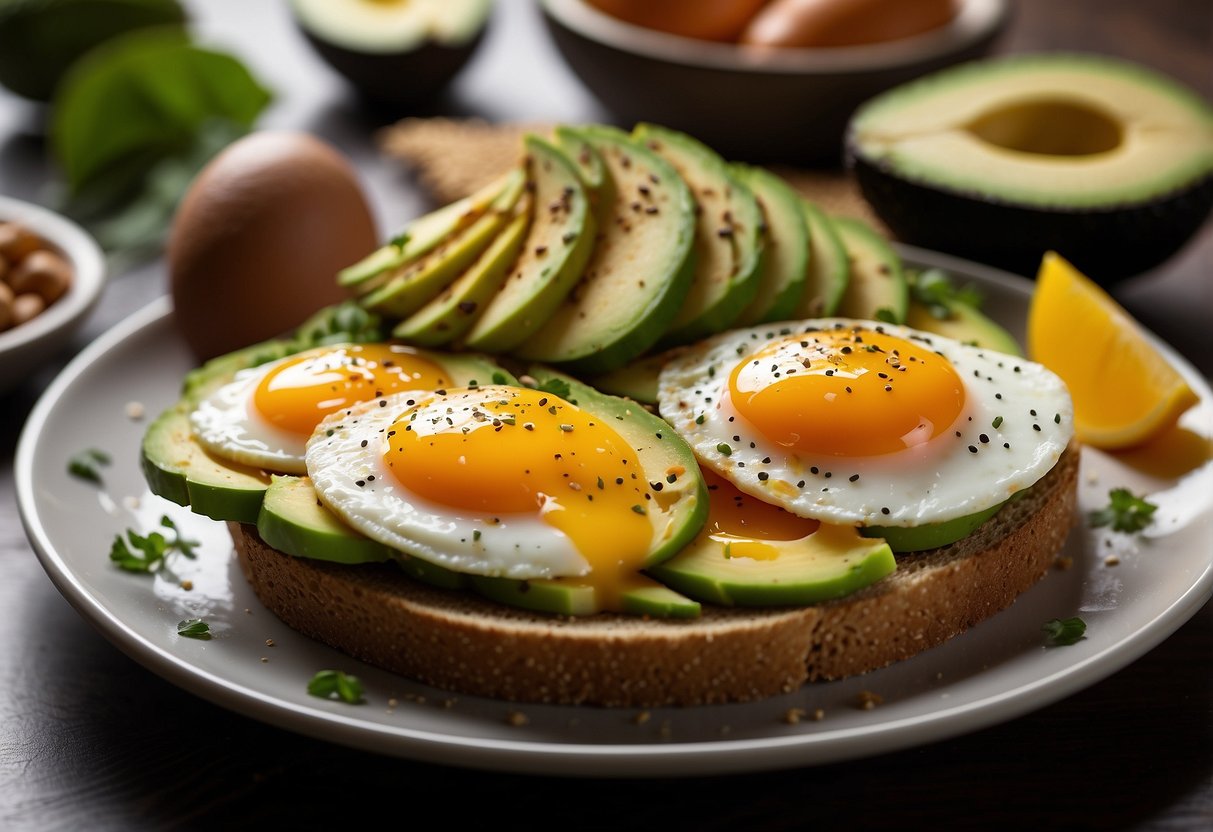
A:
<box><xmin>657</xmin><ymin>319</ymin><xmax>1074</xmax><ymax>527</ymax></box>
<box><xmin>190</xmin><ymin>343</ymin><xmax>454</xmax><ymax>474</ymax></box>
<box><xmin>305</xmin><ymin>385</ymin><xmax>657</xmax><ymax>581</ymax></box>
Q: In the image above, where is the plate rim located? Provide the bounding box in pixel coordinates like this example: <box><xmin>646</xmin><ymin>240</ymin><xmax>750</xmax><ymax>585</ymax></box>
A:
<box><xmin>15</xmin><ymin>252</ymin><xmax>1213</xmax><ymax>777</ymax></box>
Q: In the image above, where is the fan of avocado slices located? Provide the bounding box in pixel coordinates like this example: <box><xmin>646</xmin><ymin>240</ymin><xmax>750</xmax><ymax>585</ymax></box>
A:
<box><xmin>141</xmin><ymin>122</ymin><xmax>1030</xmax><ymax>622</ymax></box>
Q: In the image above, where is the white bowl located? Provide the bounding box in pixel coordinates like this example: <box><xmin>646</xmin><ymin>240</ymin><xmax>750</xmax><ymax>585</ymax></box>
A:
<box><xmin>0</xmin><ymin>195</ymin><xmax>106</xmax><ymax>395</ymax></box>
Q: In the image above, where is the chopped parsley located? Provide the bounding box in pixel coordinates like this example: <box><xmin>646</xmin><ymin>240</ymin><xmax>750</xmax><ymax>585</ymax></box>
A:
<box><xmin>1042</xmin><ymin>617</ymin><xmax>1087</xmax><ymax>646</ymax></box>
<box><xmin>68</xmin><ymin>448</ymin><xmax>111</xmax><ymax>484</ymax></box>
<box><xmin>176</xmin><ymin>618</ymin><xmax>211</xmax><ymax>639</ymax></box>
<box><xmin>1089</xmin><ymin>488</ymin><xmax>1158</xmax><ymax>533</ymax></box>
<box><xmin>109</xmin><ymin>515</ymin><xmax>199</xmax><ymax>573</ymax></box>
<box><xmin>307</xmin><ymin>670</ymin><xmax>364</xmax><ymax>704</ymax></box>
<box><xmin>389</xmin><ymin>231</ymin><xmax>410</xmax><ymax>252</ymax></box>
<box><xmin>874</xmin><ymin>308</ymin><xmax>899</xmax><ymax>324</ymax></box>
<box><xmin>716</xmin><ymin>442</ymin><xmax>733</xmax><ymax>456</ymax></box>
<box><xmin>491</xmin><ymin>371</ymin><xmax>510</xmax><ymax>385</ymax></box>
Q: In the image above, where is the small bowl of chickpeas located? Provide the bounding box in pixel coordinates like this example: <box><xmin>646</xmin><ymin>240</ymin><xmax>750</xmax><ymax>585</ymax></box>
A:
<box><xmin>0</xmin><ymin>195</ymin><xmax>106</xmax><ymax>395</ymax></box>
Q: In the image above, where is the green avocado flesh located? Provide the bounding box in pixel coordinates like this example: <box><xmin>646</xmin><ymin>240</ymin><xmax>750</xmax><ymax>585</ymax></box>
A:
<box><xmin>339</xmin><ymin>169</ymin><xmax>522</xmax><ymax>293</ymax></box>
<box><xmin>847</xmin><ymin>53</ymin><xmax>1213</xmax><ymax>282</ymax></box>
<box><xmin>730</xmin><ymin>163</ymin><xmax>810</xmax><ymax>327</ymax></box>
<box><xmin>860</xmin><ymin>500</ymin><xmax>1005</xmax><ymax>553</ymax></box>
<box><xmin>141</xmin><ymin>341</ymin><xmax>510</xmax><ymax>523</ymax></box>
<box><xmin>792</xmin><ymin>199</ymin><xmax>850</xmax><ymax>319</ymax></box>
<box><xmin>512</xmin><ymin>125</ymin><xmax>697</xmax><ymax>374</ymax></box>
<box><xmin>832</xmin><ymin>215</ymin><xmax>908</xmax><ymax>324</ymax></box>
<box><xmin>906</xmin><ymin>297</ymin><xmax>1022</xmax><ymax>357</ymax></box>
<box><xmin>461</xmin><ymin>135</ymin><xmax>597</xmax><ymax>352</ymax></box>
<box><xmin>649</xmin><ymin>523</ymin><xmax>896</xmax><ymax>607</ymax></box>
<box><xmin>359</xmin><ymin>171</ymin><xmax>527</xmax><ymax>318</ymax></box>
<box><xmin>633</xmin><ymin>123</ymin><xmax>765</xmax><ymax>347</ymax></box>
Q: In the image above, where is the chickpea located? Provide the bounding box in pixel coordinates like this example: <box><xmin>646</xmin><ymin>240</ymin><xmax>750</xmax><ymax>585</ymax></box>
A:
<box><xmin>8</xmin><ymin>249</ymin><xmax>73</xmax><ymax>305</ymax></box>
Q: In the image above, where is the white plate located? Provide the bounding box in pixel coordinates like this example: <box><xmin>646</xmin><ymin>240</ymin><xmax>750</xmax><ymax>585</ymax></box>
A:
<box><xmin>16</xmin><ymin>248</ymin><xmax>1213</xmax><ymax>777</ymax></box>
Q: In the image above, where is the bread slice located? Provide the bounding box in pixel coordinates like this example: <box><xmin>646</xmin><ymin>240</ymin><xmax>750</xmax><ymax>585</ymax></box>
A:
<box><xmin>233</xmin><ymin>447</ymin><xmax>1079</xmax><ymax>707</ymax></box>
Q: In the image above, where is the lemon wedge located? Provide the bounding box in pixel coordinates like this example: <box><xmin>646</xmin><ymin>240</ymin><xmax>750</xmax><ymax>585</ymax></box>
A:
<box><xmin>1027</xmin><ymin>251</ymin><xmax>1199</xmax><ymax>450</ymax></box>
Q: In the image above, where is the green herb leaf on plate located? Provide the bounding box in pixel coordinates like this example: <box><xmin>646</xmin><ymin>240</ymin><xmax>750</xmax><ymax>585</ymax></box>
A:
<box><xmin>176</xmin><ymin>618</ymin><xmax>211</xmax><ymax>639</ymax></box>
<box><xmin>1089</xmin><ymin>488</ymin><xmax>1158</xmax><ymax>533</ymax></box>
<box><xmin>68</xmin><ymin>447</ymin><xmax>112</xmax><ymax>483</ymax></box>
<box><xmin>1043</xmin><ymin>617</ymin><xmax>1087</xmax><ymax>646</ymax></box>
<box><xmin>307</xmin><ymin>670</ymin><xmax>365</xmax><ymax>704</ymax></box>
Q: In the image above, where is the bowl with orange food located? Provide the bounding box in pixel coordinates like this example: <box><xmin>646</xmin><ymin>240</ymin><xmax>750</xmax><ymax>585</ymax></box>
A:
<box><xmin>538</xmin><ymin>0</ymin><xmax>1010</xmax><ymax>165</ymax></box>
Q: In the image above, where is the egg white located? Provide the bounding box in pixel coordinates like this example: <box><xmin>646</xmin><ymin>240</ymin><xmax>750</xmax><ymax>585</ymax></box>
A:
<box><xmin>305</xmin><ymin>390</ymin><xmax>592</xmax><ymax>580</ymax></box>
<box><xmin>657</xmin><ymin>319</ymin><xmax>1074</xmax><ymax>527</ymax></box>
<box><xmin>190</xmin><ymin>360</ymin><xmax>310</xmax><ymax>474</ymax></box>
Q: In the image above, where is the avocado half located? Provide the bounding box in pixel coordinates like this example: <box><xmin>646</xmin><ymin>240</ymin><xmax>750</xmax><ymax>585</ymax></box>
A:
<box><xmin>846</xmin><ymin>53</ymin><xmax>1213</xmax><ymax>285</ymax></box>
<box><xmin>288</xmin><ymin>0</ymin><xmax>492</xmax><ymax>112</ymax></box>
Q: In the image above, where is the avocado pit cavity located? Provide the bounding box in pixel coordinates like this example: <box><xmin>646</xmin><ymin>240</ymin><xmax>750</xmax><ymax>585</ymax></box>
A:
<box><xmin>966</xmin><ymin>97</ymin><xmax>1123</xmax><ymax>157</ymax></box>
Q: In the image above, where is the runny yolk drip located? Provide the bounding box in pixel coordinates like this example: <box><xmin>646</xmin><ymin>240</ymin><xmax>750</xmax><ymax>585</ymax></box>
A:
<box><xmin>253</xmin><ymin>343</ymin><xmax>450</xmax><ymax>437</ymax></box>
<box><xmin>704</xmin><ymin>469</ymin><xmax>819</xmax><ymax>560</ymax></box>
<box><xmin>728</xmin><ymin>326</ymin><xmax>965</xmax><ymax>457</ymax></box>
<box><xmin>383</xmin><ymin>387</ymin><xmax>654</xmax><ymax>604</ymax></box>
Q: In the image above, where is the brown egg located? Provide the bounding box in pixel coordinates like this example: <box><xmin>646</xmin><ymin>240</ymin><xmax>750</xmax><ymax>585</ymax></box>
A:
<box><xmin>168</xmin><ymin>130</ymin><xmax>378</xmax><ymax>362</ymax></box>
<box><xmin>739</xmin><ymin>0</ymin><xmax>958</xmax><ymax>48</ymax></box>
<box><xmin>586</xmin><ymin>0</ymin><xmax>771</xmax><ymax>42</ymax></box>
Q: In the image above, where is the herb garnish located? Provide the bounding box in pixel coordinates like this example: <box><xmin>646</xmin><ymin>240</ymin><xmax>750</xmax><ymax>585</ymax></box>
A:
<box><xmin>68</xmin><ymin>448</ymin><xmax>111</xmax><ymax>483</ymax></box>
<box><xmin>307</xmin><ymin>670</ymin><xmax>365</xmax><ymax>704</ymax></box>
<box><xmin>535</xmin><ymin>377</ymin><xmax>572</xmax><ymax>401</ymax></box>
<box><xmin>109</xmin><ymin>515</ymin><xmax>199</xmax><ymax>573</ymax></box>
<box><xmin>1043</xmin><ymin>617</ymin><xmax>1087</xmax><ymax>646</ymax></box>
<box><xmin>491</xmin><ymin>371</ymin><xmax>509</xmax><ymax>385</ymax></box>
<box><xmin>176</xmin><ymin>618</ymin><xmax>211</xmax><ymax>639</ymax></box>
<box><xmin>1089</xmin><ymin>488</ymin><xmax>1158</xmax><ymax>533</ymax></box>
<box><xmin>907</xmin><ymin>268</ymin><xmax>983</xmax><ymax>319</ymax></box>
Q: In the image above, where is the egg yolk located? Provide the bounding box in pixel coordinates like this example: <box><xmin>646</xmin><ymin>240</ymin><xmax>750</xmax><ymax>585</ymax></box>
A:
<box><xmin>384</xmin><ymin>387</ymin><xmax>654</xmax><ymax>582</ymax></box>
<box><xmin>728</xmin><ymin>326</ymin><xmax>965</xmax><ymax>457</ymax></box>
<box><xmin>704</xmin><ymin>469</ymin><xmax>819</xmax><ymax>560</ymax></box>
<box><xmin>253</xmin><ymin>344</ymin><xmax>450</xmax><ymax>437</ymax></box>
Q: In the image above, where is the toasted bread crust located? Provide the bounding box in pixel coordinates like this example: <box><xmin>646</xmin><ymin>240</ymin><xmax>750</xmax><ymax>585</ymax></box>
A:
<box><xmin>233</xmin><ymin>448</ymin><xmax>1079</xmax><ymax>707</ymax></box>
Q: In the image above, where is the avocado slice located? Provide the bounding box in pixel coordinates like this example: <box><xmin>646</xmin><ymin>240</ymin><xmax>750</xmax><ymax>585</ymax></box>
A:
<box><xmin>791</xmin><ymin>199</ymin><xmax>850</xmax><ymax>319</ymax></box>
<box><xmin>511</xmin><ymin>125</ymin><xmax>696</xmax><ymax>374</ymax></box>
<box><xmin>584</xmin><ymin>346</ymin><xmax>686</xmax><ymax>407</ymax></box>
<box><xmin>339</xmin><ymin>167</ymin><xmax>523</xmax><ymax>294</ymax></box>
<box><xmin>288</xmin><ymin>0</ymin><xmax>491</xmax><ymax>112</ymax></box>
<box><xmin>729</xmin><ymin>164</ymin><xmax>810</xmax><ymax>326</ymax></box>
<box><xmin>359</xmin><ymin>170</ymin><xmax>527</xmax><ymax>319</ymax></box>
<box><xmin>649</xmin><ymin>522</ymin><xmax>896</xmax><ymax>607</ymax></box>
<box><xmin>391</xmin><ymin>197</ymin><xmax>531</xmax><ymax>346</ymax></box>
<box><xmin>632</xmin><ymin>123</ymin><xmax>765</xmax><ymax>346</ymax></box>
<box><xmin>470</xmin><ymin>573</ymin><xmax>700</xmax><ymax>618</ymax></box>
<box><xmin>832</xmin><ymin>215</ymin><xmax>909</xmax><ymax>323</ymax></box>
<box><xmin>553</xmin><ymin>124</ymin><xmax>608</xmax><ymax>197</ymax></box>
<box><xmin>860</xmin><ymin>501</ymin><xmax>1005</xmax><ymax>553</ymax></box>
<box><xmin>461</xmin><ymin>135</ymin><xmax>596</xmax><ymax>353</ymax></box>
<box><xmin>903</xmin><ymin>267</ymin><xmax>1022</xmax><ymax>357</ymax></box>
<box><xmin>142</xmin><ymin>345</ymin><xmax>512</xmax><ymax>523</ymax></box>
<box><xmin>847</xmin><ymin>53</ymin><xmax>1213</xmax><ymax>283</ymax></box>
<box><xmin>258</xmin><ymin>474</ymin><xmax>466</xmax><ymax>588</ymax></box>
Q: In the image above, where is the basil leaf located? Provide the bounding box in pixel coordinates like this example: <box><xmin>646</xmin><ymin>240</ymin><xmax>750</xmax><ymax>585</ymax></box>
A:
<box><xmin>51</xmin><ymin>27</ymin><xmax>271</xmax><ymax>196</ymax></box>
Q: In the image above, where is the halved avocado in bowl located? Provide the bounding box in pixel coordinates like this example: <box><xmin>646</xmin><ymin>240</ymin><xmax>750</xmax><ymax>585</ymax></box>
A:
<box><xmin>288</xmin><ymin>0</ymin><xmax>493</xmax><ymax>112</ymax></box>
<box><xmin>846</xmin><ymin>53</ymin><xmax>1213</xmax><ymax>285</ymax></box>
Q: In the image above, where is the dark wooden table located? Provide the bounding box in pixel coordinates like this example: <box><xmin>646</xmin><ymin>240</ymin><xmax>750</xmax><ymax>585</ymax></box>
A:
<box><xmin>1</xmin><ymin>1</ymin><xmax>1209</xmax><ymax>828</ymax></box>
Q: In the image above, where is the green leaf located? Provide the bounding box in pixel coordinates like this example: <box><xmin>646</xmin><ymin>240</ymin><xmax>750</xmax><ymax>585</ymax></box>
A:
<box><xmin>907</xmin><ymin>267</ymin><xmax>984</xmax><ymax>319</ymax></box>
<box><xmin>109</xmin><ymin>515</ymin><xmax>200</xmax><ymax>573</ymax></box>
<box><xmin>176</xmin><ymin>618</ymin><xmax>211</xmax><ymax>639</ymax></box>
<box><xmin>1089</xmin><ymin>488</ymin><xmax>1158</xmax><ymax>533</ymax></box>
<box><xmin>307</xmin><ymin>670</ymin><xmax>364</xmax><ymax>704</ymax></box>
<box><xmin>52</xmin><ymin>27</ymin><xmax>271</xmax><ymax>195</ymax></box>
<box><xmin>68</xmin><ymin>447</ymin><xmax>112</xmax><ymax>484</ymax></box>
<box><xmin>1043</xmin><ymin>617</ymin><xmax>1087</xmax><ymax>646</ymax></box>
<box><xmin>536</xmin><ymin>377</ymin><xmax>572</xmax><ymax>401</ymax></box>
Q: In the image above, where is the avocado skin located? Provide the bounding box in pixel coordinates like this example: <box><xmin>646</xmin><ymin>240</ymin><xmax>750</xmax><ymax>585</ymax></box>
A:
<box><xmin>297</xmin><ymin>27</ymin><xmax>487</xmax><ymax>114</ymax></box>
<box><xmin>850</xmin><ymin>152</ymin><xmax>1213</xmax><ymax>285</ymax></box>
